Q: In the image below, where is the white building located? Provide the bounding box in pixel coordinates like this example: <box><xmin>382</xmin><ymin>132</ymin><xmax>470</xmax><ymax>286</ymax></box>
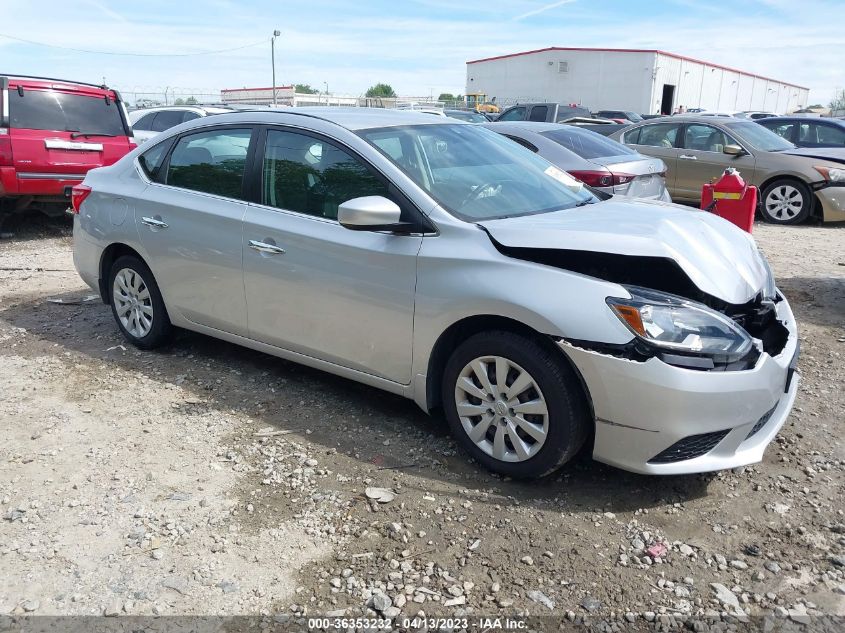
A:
<box><xmin>466</xmin><ymin>47</ymin><xmax>809</xmax><ymax>115</ymax></box>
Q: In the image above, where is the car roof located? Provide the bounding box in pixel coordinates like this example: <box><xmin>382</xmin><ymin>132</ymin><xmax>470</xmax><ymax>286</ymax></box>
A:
<box><xmin>131</xmin><ymin>105</ymin><xmax>232</xmax><ymax>115</ymax></box>
<box><xmin>2</xmin><ymin>74</ymin><xmax>118</xmax><ymax>97</ymax></box>
<box><xmin>760</xmin><ymin>116</ymin><xmax>845</xmax><ymax>125</ymax></box>
<box><xmin>206</xmin><ymin>107</ymin><xmax>463</xmax><ymax>131</ymax></box>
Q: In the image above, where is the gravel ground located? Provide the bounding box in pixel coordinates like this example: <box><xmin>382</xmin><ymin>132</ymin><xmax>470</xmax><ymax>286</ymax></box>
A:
<box><xmin>0</xmin><ymin>214</ymin><xmax>843</xmax><ymax>630</ymax></box>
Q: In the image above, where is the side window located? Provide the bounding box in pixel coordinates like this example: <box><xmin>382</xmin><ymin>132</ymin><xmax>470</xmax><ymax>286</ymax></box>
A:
<box><xmin>262</xmin><ymin>129</ymin><xmax>390</xmax><ymax>220</ymax></box>
<box><xmin>682</xmin><ymin>124</ymin><xmax>736</xmax><ymax>152</ymax></box>
<box><xmin>766</xmin><ymin>122</ymin><xmax>795</xmax><ymax>140</ymax></box>
<box><xmin>132</xmin><ymin>112</ymin><xmax>156</xmax><ymax>131</ymax></box>
<box><xmin>622</xmin><ymin>127</ymin><xmax>641</xmax><ymax>145</ymax></box>
<box><xmin>498</xmin><ymin>107</ymin><xmax>526</xmax><ymax>122</ymax></box>
<box><xmin>528</xmin><ymin>105</ymin><xmax>548</xmax><ymax>122</ymax></box>
<box><xmin>166</xmin><ymin>128</ymin><xmax>252</xmax><ymax>199</ymax></box>
<box><xmin>181</xmin><ymin>111</ymin><xmax>201</xmax><ymax>123</ymax></box>
<box><xmin>138</xmin><ymin>140</ymin><xmax>171</xmax><ymax>182</ymax></box>
<box><xmin>503</xmin><ymin>134</ymin><xmax>538</xmax><ymax>152</ymax></box>
<box><xmin>816</xmin><ymin>124</ymin><xmax>845</xmax><ymax>145</ymax></box>
<box><xmin>633</xmin><ymin>123</ymin><xmax>680</xmax><ymax>148</ymax></box>
<box><xmin>151</xmin><ymin>110</ymin><xmax>186</xmax><ymax>132</ymax></box>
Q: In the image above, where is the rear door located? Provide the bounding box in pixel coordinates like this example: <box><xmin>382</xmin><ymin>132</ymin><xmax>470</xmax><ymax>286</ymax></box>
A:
<box><xmin>7</xmin><ymin>82</ymin><xmax>132</xmax><ymax>195</ymax></box>
<box><xmin>674</xmin><ymin>123</ymin><xmax>756</xmax><ymax>200</ymax></box>
<box><xmin>622</xmin><ymin>122</ymin><xmax>681</xmax><ymax>196</ymax></box>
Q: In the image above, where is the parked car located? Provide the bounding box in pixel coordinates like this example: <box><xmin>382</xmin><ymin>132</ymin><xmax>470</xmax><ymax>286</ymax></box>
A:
<box><xmin>72</xmin><ymin>108</ymin><xmax>799</xmax><ymax>478</ymax></box>
<box><xmin>444</xmin><ymin>109</ymin><xmax>489</xmax><ymax>123</ymax></box>
<box><xmin>757</xmin><ymin>116</ymin><xmax>845</xmax><ymax>148</ymax></box>
<box><xmin>735</xmin><ymin>111</ymin><xmax>778</xmax><ymax>121</ymax></box>
<box><xmin>129</xmin><ymin>106</ymin><xmax>234</xmax><ymax>144</ymax></box>
<box><xmin>611</xmin><ymin>116</ymin><xmax>845</xmax><ymax>224</ymax></box>
<box><xmin>484</xmin><ymin>122</ymin><xmax>670</xmax><ymax>201</ymax></box>
<box><xmin>595</xmin><ymin>110</ymin><xmax>643</xmax><ymax>123</ymax></box>
<box><xmin>0</xmin><ymin>74</ymin><xmax>134</xmax><ymax>217</ymax></box>
<box><xmin>495</xmin><ymin>102</ymin><xmax>593</xmax><ymax>123</ymax></box>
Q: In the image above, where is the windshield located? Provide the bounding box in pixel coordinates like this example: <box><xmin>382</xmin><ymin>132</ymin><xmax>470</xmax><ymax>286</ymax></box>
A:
<box><xmin>541</xmin><ymin>127</ymin><xmax>638</xmax><ymax>159</ymax></box>
<box><xmin>624</xmin><ymin>112</ymin><xmax>643</xmax><ymax>122</ymax></box>
<box><xmin>9</xmin><ymin>89</ymin><xmax>127</xmax><ymax>136</ymax></box>
<box><xmin>359</xmin><ymin>124</ymin><xmax>597</xmax><ymax>221</ymax></box>
<box><xmin>725</xmin><ymin>121</ymin><xmax>795</xmax><ymax>152</ymax></box>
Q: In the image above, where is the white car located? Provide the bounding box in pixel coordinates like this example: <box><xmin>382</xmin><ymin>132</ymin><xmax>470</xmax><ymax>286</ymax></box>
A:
<box><xmin>129</xmin><ymin>106</ymin><xmax>233</xmax><ymax>144</ymax></box>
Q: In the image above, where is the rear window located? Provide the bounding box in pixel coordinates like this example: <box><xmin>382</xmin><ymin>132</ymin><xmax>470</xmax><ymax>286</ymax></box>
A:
<box><xmin>555</xmin><ymin>106</ymin><xmax>591</xmax><ymax>122</ymax></box>
<box><xmin>9</xmin><ymin>89</ymin><xmax>126</xmax><ymax>136</ymax></box>
<box><xmin>541</xmin><ymin>127</ymin><xmax>637</xmax><ymax>159</ymax></box>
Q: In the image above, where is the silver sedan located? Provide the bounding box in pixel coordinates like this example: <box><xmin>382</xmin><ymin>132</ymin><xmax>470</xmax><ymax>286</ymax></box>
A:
<box><xmin>71</xmin><ymin>108</ymin><xmax>798</xmax><ymax>478</ymax></box>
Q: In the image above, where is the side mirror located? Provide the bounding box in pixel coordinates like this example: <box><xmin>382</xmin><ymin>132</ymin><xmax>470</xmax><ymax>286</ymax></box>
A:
<box><xmin>723</xmin><ymin>144</ymin><xmax>746</xmax><ymax>156</ymax></box>
<box><xmin>338</xmin><ymin>196</ymin><xmax>406</xmax><ymax>232</ymax></box>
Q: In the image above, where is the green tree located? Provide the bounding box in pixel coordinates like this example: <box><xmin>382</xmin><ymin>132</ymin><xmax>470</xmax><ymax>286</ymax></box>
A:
<box><xmin>295</xmin><ymin>83</ymin><xmax>318</xmax><ymax>94</ymax></box>
<box><xmin>808</xmin><ymin>103</ymin><xmax>824</xmax><ymax>109</ymax></box>
<box><xmin>828</xmin><ymin>90</ymin><xmax>845</xmax><ymax>112</ymax></box>
<box><xmin>173</xmin><ymin>97</ymin><xmax>185</xmax><ymax>105</ymax></box>
<box><xmin>184</xmin><ymin>96</ymin><xmax>198</xmax><ymax>105</ymax></box>
<box><xmin>365</xmin><ymin>83</ymin><xmax>396</xmax><ymax>98</ymax></box>
<box><xmin>438</xmin><ymin>93</ymin><xmax>462</xmax><ymax>102</ymax></box>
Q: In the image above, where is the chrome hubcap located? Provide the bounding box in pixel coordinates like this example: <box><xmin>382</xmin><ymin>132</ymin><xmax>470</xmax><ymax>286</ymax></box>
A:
<box><xmin>113</xmin><ymin>268</ymin><xmax>153</xmax><ymax>338</ymax></box>
<box><xmin>765</xmin><ymin>185</ymin><xmax>803</xmax><ymax>220</ymax></box>
<box><xmin>454</xmin><ymin>355</ymin><xmax>549</xmax><ymax>463</ymax></box>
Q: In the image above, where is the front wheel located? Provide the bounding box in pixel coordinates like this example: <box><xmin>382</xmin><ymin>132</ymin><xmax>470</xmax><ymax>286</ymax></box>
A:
<box><xmin>442</xmin><ymin>331</ymin><xmax>590</xmax><ymax>478</ymax></box>
<box><xmin>760</xmin><ymin>179</ymin><xmax>812</xmax><ymax>224</ymax></box>
<box><xmin>108</xmin><ymin>255</ymin><xmax>172</xmax><ymax>349</ymax></box>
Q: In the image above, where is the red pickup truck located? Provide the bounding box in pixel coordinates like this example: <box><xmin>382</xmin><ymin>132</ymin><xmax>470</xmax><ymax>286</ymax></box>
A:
<box><xmin>0</xmin><ymin>74</ymin><xmax>135</xmax><ymax>217</ymax></box>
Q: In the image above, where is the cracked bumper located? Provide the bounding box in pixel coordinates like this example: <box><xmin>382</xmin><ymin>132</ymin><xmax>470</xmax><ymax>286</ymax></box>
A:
<box><xmin>559</xmin><ymin>296</ymin><xmax>799</xmax><ymax>475</ymax></box>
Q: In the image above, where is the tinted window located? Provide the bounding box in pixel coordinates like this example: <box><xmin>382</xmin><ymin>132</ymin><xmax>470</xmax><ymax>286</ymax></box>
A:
<box><xmin>528</xmin><ymin>106</ymin><xmax>548</xmax><ymax>122</ymax></box>
<box><xmin>763</xmin><ymin>121</ymin><xmax>795</xmax><ymax>140</ymax></box>
<box><xmin>262</xmin><ymin>130</ymin><xmax>390</xmax><ymax>220</ymax></box>
<box><xmin>498</xmin><ymin>107</ymin><xmax>526</xmax><ymax>122</ymax></box>
<box><xmin>801</xmin><ymin>123</ymin><xmax>845</xmax><ymax>145</ymax></box>
<box><xmin>151</xmin><ymin>110</ymin><xmax>187</xmax><ymax>132</ymax></box>
<box><xmin>503</xmin><ymin>134</ymin><xmax>538</xmax><ymax>152</ymax></box>
<box><xmin>132</xmin><ymin>112</ymin><xmax>157</xmax><ymax>131</ymax></box>
<box><xmin>555</xmin><ymin>106</ymin><xmax>591</xmax><ymax>122</ymax></box>
<box><xmin>682</xmin><ymin>124</ymin><xmax>737</xmax><ymax>152</ymax></box>
<box><xmin>138</xmin><ymin>141</ymin><xmax>171</xmax><ymax>181</ymax></box>
<box><xmin>166</xmin><ymin>128</ymin><xmax>251</xmax><ymax>198</ymax></box>
<box><xmin>9</xmin><ymin>89</ymin><xmax>126</xmax><ymax>135</ymax></box>
<box><xmin>542</xmin><ymin>127</ymin><xmax>636</xmax><ymax>158</ymax></box>
<box><xmin>622</xmin><ymin>127</ymin><xmax>641</xmax><ymax>144</ymax></box>
<box><xmin>182</xmin><ymin>111</ymin><xmax>201</xmax><ymax>122</ymax></box>
<box><xmin>632</xmin><ymin>123</ymin><xmax>680</xmax><ymax>148</ymax></box>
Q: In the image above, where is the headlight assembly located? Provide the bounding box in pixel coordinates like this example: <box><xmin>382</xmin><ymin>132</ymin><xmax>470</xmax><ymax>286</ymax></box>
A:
<box><xmin>606</xmin><ymin>287</ymin><xmax>753</xmax><ymax>361</ymax></box>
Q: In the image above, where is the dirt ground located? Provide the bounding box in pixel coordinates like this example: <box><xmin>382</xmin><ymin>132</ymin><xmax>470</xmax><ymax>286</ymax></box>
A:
<box><xmin>0</xmin><ymin>214</ymin><xmax>843</xmax><ymax>630</ymax></box>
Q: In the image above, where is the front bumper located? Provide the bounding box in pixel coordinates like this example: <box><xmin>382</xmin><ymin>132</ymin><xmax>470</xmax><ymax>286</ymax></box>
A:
<box><xmin>560</xmin><ymin>296</ymin><xmax>799</xmax><ymax>475</ymax></box>
<box><xmin>816</xmin><ymin>186</ymin><xmax>845</xmax><ymax>222</ymax></box>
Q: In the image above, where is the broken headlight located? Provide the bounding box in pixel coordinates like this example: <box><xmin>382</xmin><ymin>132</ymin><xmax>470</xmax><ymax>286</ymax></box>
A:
<box><xmin>607</xmin><ymin>287</ymin><xmax>753</xmax><ymax>361</ymax></box>
<box><xmin>758</xmin><ymin>251</ymin><xmax>777</xmax><ymax>301</ymax></box>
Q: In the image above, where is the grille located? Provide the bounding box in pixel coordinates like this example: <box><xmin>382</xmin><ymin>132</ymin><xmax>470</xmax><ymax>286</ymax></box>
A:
<box><xmin>648</xmin><ymin>429</ymin><xmax>730</xmax><ymax>464</ymax></box>
<box><xmin>745</xmin><ymin>405</ymin><xmax>777</xmax><ymax>441</ymax></box>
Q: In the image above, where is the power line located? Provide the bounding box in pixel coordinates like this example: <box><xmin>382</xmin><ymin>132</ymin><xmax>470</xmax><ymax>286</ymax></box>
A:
<box><xmin>0</xmin><ymin>33</ymin><xmax>266</xmax><ymax>57</ymax></box>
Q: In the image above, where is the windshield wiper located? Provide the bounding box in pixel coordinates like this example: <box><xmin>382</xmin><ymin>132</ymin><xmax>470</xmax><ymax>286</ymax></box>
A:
<box><xmin>574</xmin><ymin>199</ymin><xmax>597</xmax><ymax>207</ymax></box>
<box><xmin>70</xmin><ymin>132</ymin><xmax>118</xmax><ymax>139</ymax></box>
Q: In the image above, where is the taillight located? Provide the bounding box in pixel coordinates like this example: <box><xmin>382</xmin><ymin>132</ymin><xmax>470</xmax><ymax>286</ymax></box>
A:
<box><xmin>71</xmin><ymin>184</ymin><xmax>92</xmax><ymax>214</ymax></box>
<box><xmin>0</xmin><ymin>128</ymin><xmax>12</xmax><ymax>167</ymax></box>
<box><xmin>568</xmin><ymin>170</ymin><xmax>614</xmax><ymax>187</ymax></box>
<box><xmin>612</xmin><ymin>172</ymin><xmax>636</xmax><ymax>185</ymax></box>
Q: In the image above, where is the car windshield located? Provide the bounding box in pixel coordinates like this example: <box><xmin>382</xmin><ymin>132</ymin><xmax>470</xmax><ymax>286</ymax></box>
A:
<box><xmin>625</xmin><ymin>112</ymin><xmax>643</xmax><ymax>122</ymax></box>
<box><xmin>359</xmin><ymin>124</ymin><xmax>597</xmax><ymax>221</ymax></box>
<box><xmin>9</xmin><ymin>89</ymin><xmax>127</xmax><ymax>136</ymax></box>
<box><xmin>725</xmin><ymin>121</ymin><xmax>796</xmax><ymax>151</ymax></box>
<box><xmin>541</xmin><ymin>127</ymin><xmax>638</xmax><ymax>159</ymax></box>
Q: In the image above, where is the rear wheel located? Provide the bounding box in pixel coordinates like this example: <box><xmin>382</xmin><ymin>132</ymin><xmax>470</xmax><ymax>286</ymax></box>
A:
<box><xmin>760</xmin><ymin>179</ymin><xmax>812</xmax><ymax>224</ymax></box>
<box><xmin>108</xmin><ymin>255</ymin><xmax>172</xmax><ymax>349</ymax></box>
<box><xmin>442</xmin><ymin>331</ymin><xmax>590</xmax><ymax>478</ymax></box>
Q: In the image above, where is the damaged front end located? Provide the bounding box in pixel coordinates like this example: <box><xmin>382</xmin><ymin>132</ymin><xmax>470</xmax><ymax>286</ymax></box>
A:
<box><xmin>493</xmin><ymin>241</ymin><xmax>790</xmax><ymax>371</ymax></box>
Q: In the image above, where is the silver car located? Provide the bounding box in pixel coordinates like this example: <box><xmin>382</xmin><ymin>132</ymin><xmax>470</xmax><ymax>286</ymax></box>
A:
<box><xmin>485</xmin><ymin>121</ymin><xmax>671</xmax><ymax>201</ymax></box>
<box><xmin>71</xmin><ymin>108</ymin><xmax>799</xmax><ymax>478</ymax></box>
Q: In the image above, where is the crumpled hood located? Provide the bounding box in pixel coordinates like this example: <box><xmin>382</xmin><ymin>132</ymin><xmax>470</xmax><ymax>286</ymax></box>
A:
<box><xmin>478</xmin><ymin>198</ymin><xmax>767</xmax><ymax>305</ymax></box>
<box><xmin>781</xmin><ymin>146</ymin><xmax>845</xmax><ymax>165</ymax></box>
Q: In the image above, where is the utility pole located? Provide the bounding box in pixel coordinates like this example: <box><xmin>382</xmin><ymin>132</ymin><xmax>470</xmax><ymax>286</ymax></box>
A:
<box><xmin>324</xmin><ymin>81</ymin><xmax>328</xmax><ymax>106</ymax></box>
<box><xmin>271</xmin><ymin>30</ymin><xmax>281</xmax><ymax>105</ymax></box>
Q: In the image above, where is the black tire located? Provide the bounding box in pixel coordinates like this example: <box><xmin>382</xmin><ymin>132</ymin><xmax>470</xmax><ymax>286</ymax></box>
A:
<box><xmin>442</xmin><ymin>330</ymin><xmax>590</xmax><ymax>479</ymax></box>
<box><xmin>108</xmin><ymin>255</ymin><xmax>172</xmax><ymax>349</ymax></box>
<box><xmin>760</xmin><ymin>179</ymin><xmax>812</xmax><ymax>225</ymax></box>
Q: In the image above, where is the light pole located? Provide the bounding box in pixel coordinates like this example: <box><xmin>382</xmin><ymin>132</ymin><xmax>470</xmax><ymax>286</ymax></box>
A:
<box><xmin>271</xmin><ymin>29</ymin><xmax>281</xmax><ymax>105</ymax></box>
<box><xmin>323</xmin><ymin>81</ymin><xmax>328</xmax><ymax>106</ymax></box>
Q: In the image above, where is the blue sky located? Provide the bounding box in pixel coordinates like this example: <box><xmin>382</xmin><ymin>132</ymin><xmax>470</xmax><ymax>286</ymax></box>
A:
<box><xmin>1</xmin><ymin>0</ymin><xmax>842</xmax><ymax>105</ymax></box>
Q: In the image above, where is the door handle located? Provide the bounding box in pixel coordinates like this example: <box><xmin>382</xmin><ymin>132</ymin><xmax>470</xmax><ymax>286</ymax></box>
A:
<box><xmin>679</xmin><ymin>154</ymin><xmax>698</xmax><ymax>160</ymax></box>
<box><xmin>248</xmin><ymin>240</ymin><xmax>286</xmax><ymax>255</ymax></box>
<box><xmin>140</xmin><ymin>216</ymin><xmax>169</xmax><ymax>228</ymax></box>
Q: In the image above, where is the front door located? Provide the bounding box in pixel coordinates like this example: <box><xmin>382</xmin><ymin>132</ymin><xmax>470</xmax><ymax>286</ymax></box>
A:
<box><xmin>134</xmin><ymin>126</ymin><xmax>254</xmax><ymax>335</ymax></box>
<box><xmin>674</xmin><ymin>123</ymin><xmax>756</xmax><ymax>200</ymax></box>
<box><xmin>242</xmin><ymin>128</ymin><xmax>421</xmax><ymax>384</ymax></box>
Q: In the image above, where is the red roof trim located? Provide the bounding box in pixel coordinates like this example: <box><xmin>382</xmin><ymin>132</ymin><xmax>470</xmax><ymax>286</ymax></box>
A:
<box><xmin>220</xmin><ymin>85</ymin><xmax>293</xmax><ymax>92</ymax></box>
<box><xmin>465</xmin><ymin>47</ymin><xmax>809</xmax><ymax>91</ymax></box>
